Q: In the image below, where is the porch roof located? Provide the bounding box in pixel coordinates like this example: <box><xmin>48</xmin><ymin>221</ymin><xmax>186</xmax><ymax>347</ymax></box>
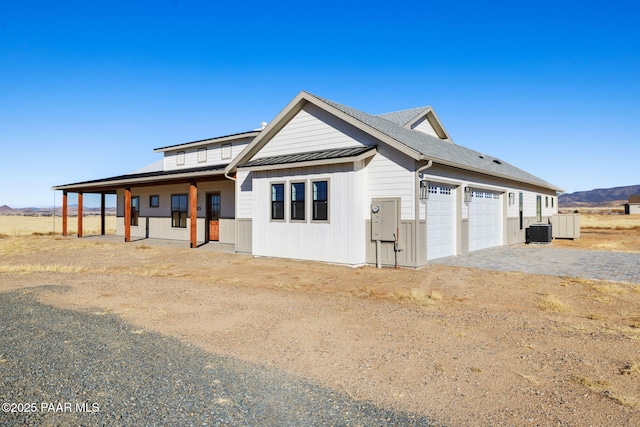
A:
<box><xmin>52</xmin><ymin>164</ymin><xmax>228</xmax><ymax>193</ymax></box>
<box><xmin>237</xmin><ymin>145</ymin><xmax>377</xmax><ymax>170</ymax></box>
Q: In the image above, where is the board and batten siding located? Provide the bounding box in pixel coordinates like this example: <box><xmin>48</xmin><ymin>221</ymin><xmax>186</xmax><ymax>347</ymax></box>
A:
<box><xmin>366</xmin><ymin>145</ymin><xmax>416</xmax><ymax>220</ymax></box>
<box><xmin>253</xmin><ymin>104</ymin><xmax>379</xmax><ymax>160</ymax></box>
<box><xmin>251</xmin><ymin>163</ymin><xmax>367</xmax><ymax>265</ymax></box>
<box><xmin>236</xmin><ymin>170</ymin><xmax>253</xmax><ymax>219</ymax></box>
<box><xmin>114</xmin><ymin>180</ymin><xmax>236</xmax><ymax>243</ymax></box>
<box><xmin>163</xmin><ymin>139</ymin><xmax>252</xmax><ymax>171</ymax></box>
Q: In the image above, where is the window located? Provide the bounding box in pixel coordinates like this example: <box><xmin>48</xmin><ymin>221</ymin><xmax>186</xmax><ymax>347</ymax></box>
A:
<box><xmin>171</xmin><ymin>194</ymin><xmax>188</xmax><ymax>228</ymax></box>
<box><xmin>519</xmin><ymin>192</ymin><xmax>524</xmax><ymax>230</ymax></box>
<box><xmin>290</xmin><ymin>182</ymin><xmax>305</xmax><ymax>221</ymax></box>
<box><xmin>271</xmin><ymin>183</ymin><xmax>284</xmax><ymax>220</ymax></box>
<box><xmin>149</xmin><ymin>195</ymin><xmax>159</xmax><ymax>208</ymax></box>
<box><xmin>552</xmin><ymin>197</ymin><xmax>554</xmax><ymax>208</ymax></box>
<box><xmin>312</xmin><ymin>180</ymin><xmax>328</xmax><ymax>221</ymax></box>
<box><xmin>177</xmin><ymin>151</ymin><xmax>185</xmax><ymax>166</ymax></box>
<box><xmin>198</xmin><ymin>148</ymin><xmax>207</xmax><ymax>163</ymax></box>
<box><xmin>131</xmin><ymin>196</ymin><xmax>139</xmax><ymax>226</ymax></box>
<box><xmin>221</xmin><ymin>143</ymin><xmax>232</xmax><ymax>160</ymax></box>
<box><xmin>536</xmin><ymin>195</ymin><xmax>542</xmax><ymax>222</ymax></box>
<box><xmin>545</xmin><ymin>196</ymin><xmax>549</xmax><ymax>208</ymax></box>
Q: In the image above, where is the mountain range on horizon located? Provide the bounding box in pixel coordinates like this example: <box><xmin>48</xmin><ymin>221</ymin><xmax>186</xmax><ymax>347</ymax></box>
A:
<box><xmin>3</xmin><ymin>184</ymin><xmax>639</xmax><ymax>213</ymax></box>
<box><xmin>559</xmin><ymin>184</ymin><xmax>640</xmax><ymax>207</ymax></box>
<box><xmin>0</xmin><ymin>204</ymin><xmax>116</xmax><ymax>215</ymax></box>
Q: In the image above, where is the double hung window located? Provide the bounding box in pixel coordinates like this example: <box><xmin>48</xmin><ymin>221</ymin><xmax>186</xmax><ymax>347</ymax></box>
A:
<box><xmin>171</xmin><ymin>194</ymin><xmax>188</xmax><ymax>228</ymax></box>
<box><xmin>271</xmin><ymin>184</ymin><xmax>285</xmax><ymax>220</ymax></box>
<box><xmin>131</xmin><ymin>196</ymin><xmax>139</xmax><ymax>226</ymax></box>
<box><xmin>290</xmin><ymin>182</ymin><xmax>305</xmax><ymax>221</ymax></box>
<box><xmin>312</xmin><ymin>181</ymin><xmax>328</xmax><ymax>221</ymax></box>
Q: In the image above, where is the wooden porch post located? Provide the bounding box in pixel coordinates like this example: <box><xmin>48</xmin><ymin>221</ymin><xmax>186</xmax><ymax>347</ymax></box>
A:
<box><xmin>124</xmin><ymin>187</ymin><xmax>131</xmax><ymax>242</ymax></box>
<box><xmin>62</xmin><ymin>191</ymin><xmax>68</xmax><ymax>236</ymax></box>
<box><xmin>100</xmin><ymin>193</ymin><xmax>106</xmax><ymax>235</ymax></box>
<box><xmin>190</xmin><ymin>180</ymin><xmax>197</xmax><ymax>248</ymax></box>
<box><xmin>77</xmin><ymin>193</ymin><xmax>83</xmax><ymax>238</ymax></box>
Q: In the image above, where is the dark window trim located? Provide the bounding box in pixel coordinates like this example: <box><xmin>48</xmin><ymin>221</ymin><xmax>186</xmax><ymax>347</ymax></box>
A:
<box><xmin>311</xmin><ymin>180</ymin><xmax>329</xmax><ymax>222</ymax></box>
<box><xmin>171</xmin><ymin>194</ymin><xmax>188</xmax><ymax>228</ymax></box>
<box><xmin>149</xmin><ymin>195</ymin><xmax>159</xmax><ymax>208</ymax></box>
<box><xmin>271</xmin><ymin>182</ymin><xmax>285</xmax><ymax>221</ymax></box>
<box><xmin>131</xmin><ymin>196</ymin><xmax>139</xmax><ymax>226</ymax></box>
<box><xmin>290</xmin><ymin>181</ymin><xmax>306</xmax><ymax>222</ymax></box>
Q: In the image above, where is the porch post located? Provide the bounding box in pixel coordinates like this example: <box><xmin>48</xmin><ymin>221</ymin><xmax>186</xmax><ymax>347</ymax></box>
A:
<box><xmin>190</xmin><ymin>180</ymin><xmax>197</xmax><ymax>248</ymax></box>
<box><xmin>100</xmin><ymin>193</ymin><xmax>106</xmax><ymax>235</ymax></box>
<box><xmin>77</xmin><ymin>193</ymin><xmax>83</xmax><ymax>238</ymax></box>
<box><xmin>124</xmin><ymin>187</ymin><xmax>131</xmax><ymax>242</ymax></box>
<box><xmin>62</xmin><ymin>191</ymin><xmax>68</xmax><ymax>236</ymax></box>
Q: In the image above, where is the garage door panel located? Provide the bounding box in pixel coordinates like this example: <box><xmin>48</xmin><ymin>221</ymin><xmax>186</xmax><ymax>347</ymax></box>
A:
<box><xmin>427</xmin><ymin>184</ymin><xmax>456</xmax><ymax>260</ymax></box>
<box><xmin>469</xmin><ymin>190</ymin><xmax>502</xmax><ymax>252</ymax></box>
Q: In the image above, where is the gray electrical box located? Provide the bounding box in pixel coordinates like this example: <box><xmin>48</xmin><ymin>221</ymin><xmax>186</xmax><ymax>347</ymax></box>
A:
<box><xmin>371</xmin><ymin>199</ymin><xmax>399</xmax><ymax>242</ymax></box>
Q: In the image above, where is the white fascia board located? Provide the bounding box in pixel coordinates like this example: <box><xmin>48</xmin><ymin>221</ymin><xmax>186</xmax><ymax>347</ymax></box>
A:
<box><xmin>302</xmin><ymin>94</ymin><xmax>423</xmax><ymax>162</ymax></box>
<box><xmin>52</xmin><ymin>170</ymin><xmax>226</xmax><ymax>191</ymax></box>
<box><xmin>238</xmin><ymin>148</ymin><xmax>377</xmax><ymax>172</ymax></box>
<box><xmin>154</xmin><ymin>132</ymin><xmax>260</xmax><ymax>153</ymax></box>
<box><xmin>430</xmin><ymin>157</ymin><xmax>563</xmax><ymax>193</ymax></box>
<box><xmin>226</xmin><ymin>91</ymin><xmax>423</xmax><ymax>174</ymax></box>
<box><xmin>404</xmin><ymin>107</ymin><xmax>454</xmax><ymax>142</ymax></box>
<box><xmin>226</xmin><ymin>92</ymin><xmax>309</xmax><ymax>174</ymax></box>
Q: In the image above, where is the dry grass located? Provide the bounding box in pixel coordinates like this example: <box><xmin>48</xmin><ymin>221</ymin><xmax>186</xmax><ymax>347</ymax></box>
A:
<box><xmin>619</xmin><ymin>363</ymin><xmax>640</xmax><ymax>376</ymax></box>
<box><xmin>0</xmin><ymin>215</ymin><xmax>116</xmax><ymax>236</ymax></box>
<box><xmin>570</xmin><ymin>375</ymin><xmax>640</xmax><ymax>408</ymax></box>
<box><xmin>538</xmin><ymin>294</ymin><xmax>570</xmax><ymax>312</ymax></box>
<box><xmin>389</xmin><ymin>288</ymin><xmax>443</xmax><ymax>306</ymax></box>
<box><xmin>579</xmin><ymin>214</ymin><xmax>640</xmax><ymax>230</ymax></box>
<box><xmin>0</xmin><ymin>264</ymin><xmax>87</xmax><ymax>274</ymax></box>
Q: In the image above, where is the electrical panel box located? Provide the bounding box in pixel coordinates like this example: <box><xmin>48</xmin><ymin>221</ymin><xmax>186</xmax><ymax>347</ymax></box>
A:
<box><xmin>371</xmin><ymin>199</ymin><xmax>399</xmax><ymax>242</ymax></box>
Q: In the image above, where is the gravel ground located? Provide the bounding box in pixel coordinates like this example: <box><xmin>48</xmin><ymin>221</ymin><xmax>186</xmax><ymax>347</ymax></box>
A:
<box><xmin>0</xmin><ymin>287</ymin><xmax>440</xmax><ymax>427</ymax></box>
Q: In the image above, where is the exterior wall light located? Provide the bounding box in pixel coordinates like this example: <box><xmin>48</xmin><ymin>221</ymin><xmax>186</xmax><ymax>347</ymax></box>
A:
<box><xmin>420</xmin><ymin>180</ymin><xmax>429</xmax><ymax>201</ymax></box>
<box><xmin>464</xmin><ymin>186</ymin><xmax>472</xmax><ymax>203</ymax></box>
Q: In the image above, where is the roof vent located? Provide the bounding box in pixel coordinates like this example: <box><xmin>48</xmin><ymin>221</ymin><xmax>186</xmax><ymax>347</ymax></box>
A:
<box><xmin>493</xmin><ymin>159</ymin><xmax>502</xmax><ymax>165</ymax></box>
<box><xmin>260</xmin><ymin>122</ymin><xmax>268</xmax><ymax>129</ymax></box>
<box><xmin>479</xmin><ymin>154</ymin><xmax>485</xmax><ymax>159</ymax></box>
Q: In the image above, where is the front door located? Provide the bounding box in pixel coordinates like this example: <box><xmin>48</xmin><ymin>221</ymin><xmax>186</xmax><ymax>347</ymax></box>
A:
<box><xmin>207</xmin><ymin>193</ymin><xmax>221</xmax><ymax>242</ymax></box>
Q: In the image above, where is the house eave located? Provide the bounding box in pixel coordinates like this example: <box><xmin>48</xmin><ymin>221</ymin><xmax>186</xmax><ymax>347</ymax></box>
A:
<box><xmin>52</xmin><ymin>169</ymin><xmax>228</xmax><ymax>193</ymax></box>
<box><xmin>238</xmin><ymin>147</ymin><xmax>378</xmax><ymax>172</ymax></box>
<box><xmin>154</xmin><ymin>131</ymin><xmax>260</xmax><ymax>153</ymax></box>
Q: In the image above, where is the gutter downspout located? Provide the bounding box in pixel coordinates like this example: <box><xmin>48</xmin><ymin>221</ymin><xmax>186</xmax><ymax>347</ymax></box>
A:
<box><xmin>415</xmin><ymin>158</ymin><xmax>433</xmax><ymax>267</ymax></box>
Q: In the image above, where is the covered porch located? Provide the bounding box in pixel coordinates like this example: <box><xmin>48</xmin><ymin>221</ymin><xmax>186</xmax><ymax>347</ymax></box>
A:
<box><xmin>52</xmin><ymin>165</ymin><xmax>235</xmax><ymax>249</ymax></box>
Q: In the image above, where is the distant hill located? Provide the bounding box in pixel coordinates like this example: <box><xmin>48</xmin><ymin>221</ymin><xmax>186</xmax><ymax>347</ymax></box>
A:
<box><xmin>0</xmin><ymin>205</ymin><xmax>116</xmax><ymax>216</ymax></box>
<box><xmin>559</xmin><ymin>184</ymin><xmax>640</xmax><ymax>207</ymax></box>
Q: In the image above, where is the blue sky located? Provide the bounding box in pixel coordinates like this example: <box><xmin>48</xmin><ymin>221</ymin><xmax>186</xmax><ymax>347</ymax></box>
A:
<box><xmin>1</xmin><ymin>0</ymin><xmax>639</xmax><ymax>207</ymax></box>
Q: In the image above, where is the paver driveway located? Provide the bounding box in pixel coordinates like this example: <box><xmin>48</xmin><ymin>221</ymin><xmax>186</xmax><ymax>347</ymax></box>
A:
<box><xmin>429</xmin><ymin>245</ymin><xmax>640</xmax><ymax>284</ymax></box>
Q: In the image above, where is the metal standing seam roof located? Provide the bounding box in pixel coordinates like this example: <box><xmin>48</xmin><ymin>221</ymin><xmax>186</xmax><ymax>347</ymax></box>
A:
<box><xmin>153</xmin><ymin>130</ymin><xmax>260</xmax><ymax>152</ymax></box>
<box><xmin>238</xmin><ymin>146</ymin><xmax>376</xmax><ymax>168</ymax></box>
<box><xmin>308</xmin><ymin>92</ymin><xmax>562</xmax><ymax>192</ymax></box>
<box><xmin>52</xmin><ymin>164</ymin><xmax>228</xmax><ymax>190</ymax></box>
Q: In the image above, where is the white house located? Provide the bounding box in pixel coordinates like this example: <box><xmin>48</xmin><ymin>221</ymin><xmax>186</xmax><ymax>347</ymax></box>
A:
<box><xmin>53</xmin><ymin>91</ymin><xmax>562</xmax><ymax>268</ymax></box>
<box><xmin>625</xmin><ymin>195</ymin><xmax>640</xmax><ymax>214</ymax></box>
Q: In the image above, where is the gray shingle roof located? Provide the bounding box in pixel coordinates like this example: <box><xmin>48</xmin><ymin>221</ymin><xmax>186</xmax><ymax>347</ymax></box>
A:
<box><xmin>308</xmin><ymin>92</ymin><xmax>561</xmax><ymax>191</ymax></box>
<box><xmin>238</xmin><ymin>146</ymin><xmax>375</xmax><ymax>168</ymax></box>
<box><xmin>376</xmin><ymin>107</ymin><xmax>429</xmax><ymax>126</ymax></box>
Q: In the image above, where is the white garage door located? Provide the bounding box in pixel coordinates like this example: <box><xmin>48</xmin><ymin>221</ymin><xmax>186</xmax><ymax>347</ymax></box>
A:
<box><xmin>426</xmin><ymin>184</ymin><xmax>456</xmax><ymax>260</ymax></box>
<box><xmin>469</xmin><ymin>189</ymin><xmax>503</xmax><ymax>252</ymax></box>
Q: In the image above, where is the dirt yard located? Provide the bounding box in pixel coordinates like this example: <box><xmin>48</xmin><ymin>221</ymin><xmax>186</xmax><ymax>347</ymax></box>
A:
<box><xmin>0</xmin><ymin>215</ymin><xmax>639</xmax><ymax>426</ymax></box>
